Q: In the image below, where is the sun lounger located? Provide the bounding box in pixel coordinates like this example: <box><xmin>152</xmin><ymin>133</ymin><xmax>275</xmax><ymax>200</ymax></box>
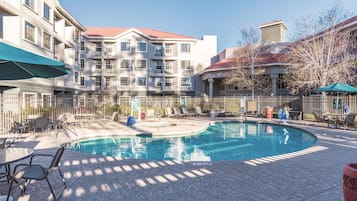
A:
<box><xmin>182</xmin><ymin>107</ymin><xmax>195</xmax><ymax>117</ymax></box>
<box><xmin>195</xmin><ymin>107</ymin><xmax>208</xmax><ymax>117</ymax></box>
<box><xmin>165</xmin><ymin>107</ymin><xmax>175</xmax><ymax>118</ymax></box>
<box><xmin>173</xmin><ymin>107</ymin><xmax>185</xmax><ymax>118</ymax></box>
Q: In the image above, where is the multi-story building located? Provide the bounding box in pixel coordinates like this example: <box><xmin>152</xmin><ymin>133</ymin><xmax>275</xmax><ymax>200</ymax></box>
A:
<box><xmin>0</xmin><ymin>0</ymin><xmax>85</xmax><ymax>106</ymax></box>
<box><xmin>80</xmin><ymin>27</ymin><xmax>217</xmax><ymax>100</ymax></box>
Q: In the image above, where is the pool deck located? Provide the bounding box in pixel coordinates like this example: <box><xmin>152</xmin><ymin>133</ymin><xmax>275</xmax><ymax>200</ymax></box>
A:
<box><xmin>0</xmin><ymin>117</ymin><xmax>356</xmax><ymax>201</ymax></box>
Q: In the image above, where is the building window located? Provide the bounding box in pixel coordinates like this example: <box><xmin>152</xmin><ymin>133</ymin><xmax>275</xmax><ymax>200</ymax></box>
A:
<box><xmin>105</xmin><ymin>77</ymin><xmax>111</xmax><ymax>88</ymax></box>
<box><xmin>154</xmin><ymin>60</ymin><xmax>163</xmax><ymax>70</ymax></box>
<box><xmin>80</xmin><ymin>76</ymin><xmax>85</xmax><ymax>86</ymax></box>
<box><xmin>80</xmin><ymin>40</ymin><xmax>85</xmax><ymax>50</ymax></box>
<box><xmin>155</xmin><ymin>45</ymin><xmax>163</xmax><ymax>56</ymax></box>
<box><xmin>80</xmin><ymin>59</ymin><xmax>85</xmax><ymax>69</ymax></box>
<box><xmin>137</xmin><ymin>42</ymin><xmax>147</xmax><ymax>52</ymax></box>
<box><xmin>181</xmin><ymin>60</ymin><xmax>191</xmax><ymax>70</ymax></box>
<box><xmin>120</xmin><ymin>59</ymin><xmax>130</xmax><ymax>69</ymax></box>
<box><xmin>95</xmin><ymin>77</ymin><xmax>101</xmax><ymax>87</ymax></box>
<box><xmin>105</xmin><ymin>60</ymin><xmax>113</xmax><ymax>69</ymax></box>
<box><xmin>181</xmin><ymin>43</ymin><xmax>190</xmax><ymax>53</ymax></box>
<box><xmin>120</xmin><ymin>77</ymin><xmax>130</xmax><ymax>86</ymax></box>
<box><xmin>74</xmin><ymin>50</ymin><xmax>79</xmax><ymax>63</ymax></box>
<box><xmin>165</xmin><ymin>44</ymin><xmax>173</xmax><ymax>55</ymax></box>
<box><xmin>165</xmin><ymin>78</ymin><xmax>173</xmax><ymax>86</ymax></box>
<box><xmin>165</xmin><ymin>61</ymin><xmax>173</xmax><ymax>70</ymax></box>
<box><xmin>96</xmin><ymin>60</ymin><xmax>102</xmax><ymax>69</ymax></box>
<box><xmin>43</xmin><ymin>3</ymin><xmax>50</xmax><ymax>21</ymax></box>
<box><xmin>74</xmin><ymin>29</ymin><xmax>79</xmax><ymax>42</ymax></box>
<box><xmin>105</xmin><ymin>45</ymin><xmax>112</xmax><ymax>55</ymax></box>
<box><xmin>120</xmin><ymin>42</ymin><xmax>130</xmax><ymax>52</ymax></box>
<box><xmin>137</xmin><ymin>77</ymin><xmax>147</xmax><ymax>86</ymax></box>
<box><xmin>136</xmin><ymin>59</ymin><xmax>147</xmax><ymax>70</ymax></box>
<box><xmin>277</xmin><ymin>74</ymin><xmax>287</xmax><ymax>89</ymax></box>
<box><xmin>25</xmin><ymin>21</ymin><xmax>36</xmax><ymax>43</ymax></box>
<box><xmin>181</xmin><ymin>77</ymin><xmax>191</xmax><ymax>87</ymax></box>
<box><xmin>95</xmin><ymin>42</ymin><xmax>102</xmax><ymax>52</ymax></box>
<box><xmin>42</xmin><ymin>32</ymin><xmax>51</xmax><ymax>50</ymax></box>
<box><xmin>23</xmin><ymin>92</ymin><xmax>37</xmax><ymax>109</ymax></box>
<box><xmin>155</xmin><ymin>78</ymin><xmax>163</xmax><ymax>87</ymax></box>
<box><xmin>24</xmin><ymin>0</ymin><xmax>35</xmax><ymax>10</ymax></box>
<box><xmin>41</xmin><ymin>93</ymin><xmax>51</xmax><ymax>108</ymax></box>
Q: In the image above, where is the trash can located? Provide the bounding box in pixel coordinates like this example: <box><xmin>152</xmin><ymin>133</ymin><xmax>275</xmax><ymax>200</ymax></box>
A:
<box><xmin>265</xmin><ymin>107</ymin><xmax>273</xmax><ymax>118</ymax></box>
<box><xmin>140</xmin><ymin>112</ymin><xmax>145</xmax><ymax>120</ymax></box>
<box><xmin>343</xmin><ymin>163</ymin><xmax>357</xmax><ymax>201</ymax></box>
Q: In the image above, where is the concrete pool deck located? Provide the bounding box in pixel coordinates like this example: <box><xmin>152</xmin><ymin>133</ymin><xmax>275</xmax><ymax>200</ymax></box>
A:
<box><xmin>0</xmin><ymin>117</ymin><xmax>356</xmax><ymax>201</ymax></box>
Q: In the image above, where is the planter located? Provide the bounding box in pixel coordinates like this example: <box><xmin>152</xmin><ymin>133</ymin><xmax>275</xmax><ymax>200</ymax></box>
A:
<box><xmin>343</xmin><ymin>163</ymin><xmax>357</xmax><ymax>201</ymax></box>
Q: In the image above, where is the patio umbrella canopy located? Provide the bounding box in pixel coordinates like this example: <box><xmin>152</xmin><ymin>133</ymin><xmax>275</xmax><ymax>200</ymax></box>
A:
<box><xmin>0</xmin><ymin>42</ymin><xmax>68</xmax><ymax>80</ymax></box>
<box><xmin>317</xmin><ymin>82</ymin><xmax>357</xmax><ymax>93</ymax></box>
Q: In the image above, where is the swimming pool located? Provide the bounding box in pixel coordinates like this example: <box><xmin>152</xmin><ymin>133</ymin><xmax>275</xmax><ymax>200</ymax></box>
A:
<box><xmin>65</xmin><ymin>122</ymin><xmax>317</xmax><ymax>161</ymax></box>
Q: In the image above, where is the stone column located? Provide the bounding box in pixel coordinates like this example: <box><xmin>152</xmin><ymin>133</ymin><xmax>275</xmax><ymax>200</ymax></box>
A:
<box><xmin>271</xmin><ymin>74</ymin><xmax>278</xmax><ymax>96</ymax></box>
<box><xmin>202</xmin><ymin>80</ymin><xmax>206</xmax><ymax>96</ymax></box>
<box><xmin>208</xmin><ymin>78</ymin><xmax>214</xmax><ymax>98</ymax></box>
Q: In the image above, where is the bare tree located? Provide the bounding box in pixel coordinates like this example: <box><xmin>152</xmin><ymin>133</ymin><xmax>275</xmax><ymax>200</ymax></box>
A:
<box><xmin>224</xmin><ymin>27</ymin><xmax>264</xmax><ymax>100</ymax></box>
<box><xmin>286</xmin><ymin>5</ymin><xmax>356</xmax><ymax>95</ymax></box>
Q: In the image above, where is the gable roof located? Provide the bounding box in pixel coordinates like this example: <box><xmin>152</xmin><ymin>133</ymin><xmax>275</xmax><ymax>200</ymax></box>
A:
<box><xmin>84</xmin><ymin>27</ymin><xmax>196</xmax><ymax>39</ymax></box>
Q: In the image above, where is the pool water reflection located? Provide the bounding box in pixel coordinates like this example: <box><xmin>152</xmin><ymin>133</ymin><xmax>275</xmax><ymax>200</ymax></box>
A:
<box><xmin>65</xmin><ymin>122</ymin><xmax>317</xmax><ymax>161</ymax></box>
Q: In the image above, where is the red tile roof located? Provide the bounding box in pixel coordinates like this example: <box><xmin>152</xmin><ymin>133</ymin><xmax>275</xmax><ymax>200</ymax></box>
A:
<box><xmin>84</xmin><ymin>27</ymin><xmax>196</xmax><ymax>39</ymax></box>
<box><xmin>204</xmin><ymin>54</ymin><xmax>288</xmax><ymax>71</ymax></box>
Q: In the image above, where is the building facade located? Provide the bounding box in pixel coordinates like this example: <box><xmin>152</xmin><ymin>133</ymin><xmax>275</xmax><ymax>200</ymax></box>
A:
<box><xmin>0</xmin><ymin>0</ymin><xmax>85</xmax><ymax>107</ymax></box>
<box><xmin>80</xmin><ymin>27</ymin><xmax>217</xmax><ymax>100</ymax></box>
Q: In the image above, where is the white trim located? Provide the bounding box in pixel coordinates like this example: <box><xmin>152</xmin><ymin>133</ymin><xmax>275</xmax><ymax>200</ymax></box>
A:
<box><xmin>120</xmin><ymin>41</ymin><xmax>131</xmax><ymax>52</ymax></box>
<box><xmin>135</xmin><ymin>58</ymin><xmax>147</xmax><ymax>70</ymax></box>
<box><xmin>41</xmin><ymin>30</ymin><xmax>52</xmax><ymax>51</ymax></box>
<box><xmin>22</xmin><ymin>92</ymin><xmax>37</xmax><ymax>109</ymax></box>
<box><xmin>136</xmin><ymin>76</ymin><xmax>147</xmax><ymax>87</ymax></box>
<box><xmin>23</xmin><ymin>20</ymin><xmax>37</xmax><ymax>45</ymax></box>
<box><xmin>23</xmin><ymin>0</ymin><xmax>37</xmax><ymax>13</ymax></box>
<box><xmin>180</xmin><ymin>77</ymin><xmax>191</xmax><ymax>87</ymax></box>
<box><xmin>120</xmin><ymin>58</ymin><xmax>131</xmax><ymax>69</ymax></box>
<box><xmin>119</xmin><ymin>76</ymin><xmax>130</xmax><ymax>86</ymax></box>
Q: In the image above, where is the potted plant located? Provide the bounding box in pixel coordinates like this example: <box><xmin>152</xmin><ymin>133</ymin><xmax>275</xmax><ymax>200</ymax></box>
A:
<box><xmin>343</xmin><ymin>163</ymin><xmax>357</xmax><ymax>201</ymax></box>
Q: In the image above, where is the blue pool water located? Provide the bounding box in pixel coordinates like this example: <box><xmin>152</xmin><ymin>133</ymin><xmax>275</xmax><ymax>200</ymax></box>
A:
<box><xmin>65</xmin><ymin>122</ymin><xmax>317</xmax><ymax>161</ymax></box>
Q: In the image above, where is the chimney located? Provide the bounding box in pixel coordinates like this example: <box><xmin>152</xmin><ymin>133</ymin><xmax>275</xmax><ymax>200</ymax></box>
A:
<box><xmin>259</xmin><ymin>20</ymin><xmax>288</xmax><ymax>43</ymax></box>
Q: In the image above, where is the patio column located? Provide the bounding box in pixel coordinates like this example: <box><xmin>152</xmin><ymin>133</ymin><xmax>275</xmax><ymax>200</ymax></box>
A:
<box><xmin>271</xmin><ymin>74</ymin><xmax>278</xmax><ymax>96</ymax></box>
<box><xmin>208</xmin><ymin>78</ymin><xmax>214</xmax><ymax>98</ymax></box>
<box><xmin>202</xmin><ymin>80</ymin><xmax>206</xmax><ymax>96</ymax></box>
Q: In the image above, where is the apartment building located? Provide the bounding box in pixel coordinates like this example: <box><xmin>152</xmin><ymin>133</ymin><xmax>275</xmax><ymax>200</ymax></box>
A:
<box><xmin>80</xmin><ymin>27</ymin><xmax>217</xmax><ymax>99</ymax></box>
<box><xmin>0</xmin><ymin>0</ymin><xmax>85</xmax><ymax>106</ymax></box>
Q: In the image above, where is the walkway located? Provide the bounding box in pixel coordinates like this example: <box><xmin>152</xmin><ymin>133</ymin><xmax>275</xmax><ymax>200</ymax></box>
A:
<box><xmin>0</xmin><ymin>117</ymin><xmax>356</xmax><ymax>201</ymax></box>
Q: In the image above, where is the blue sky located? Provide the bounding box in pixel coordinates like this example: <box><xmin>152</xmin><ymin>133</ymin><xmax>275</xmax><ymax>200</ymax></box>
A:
<box><xmin>59</xmin><ymin>0</ymin><xmax>357</xmax><ymax>52</ymax></box>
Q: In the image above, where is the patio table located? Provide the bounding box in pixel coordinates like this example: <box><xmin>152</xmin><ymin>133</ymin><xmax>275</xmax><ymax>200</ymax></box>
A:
<box><xmin>0</xmin><ymin>148</ymin><xmax>34</xmax><ymax>177</ymax></box>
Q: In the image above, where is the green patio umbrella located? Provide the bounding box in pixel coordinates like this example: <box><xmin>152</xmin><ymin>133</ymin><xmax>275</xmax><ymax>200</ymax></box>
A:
<box><xmin>0</xmin><ymin>42</ymin><xmax>68</xmax><ymax>80</ymax></box>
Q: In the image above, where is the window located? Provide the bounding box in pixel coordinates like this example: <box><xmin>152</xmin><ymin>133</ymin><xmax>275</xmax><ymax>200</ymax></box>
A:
<box><xmin>137</xmin><ymin>77</ymin><xmax>147</xmax><ymax>86</ymax></box>
<box><xmin>155</xmin><ymin>78</ymin><xmax>163</xmax><ymax>87</ymax></box>
<box><xmin>165</xmin><ymin>61</ymin><xmax>173</xmax><ymax>70</ymax></box>
<box><xmin>80</xmin><ymin>41</ymin><xmax>85</xmax><ymax>50</ymax></box>
<box><xmin>74</xmin><ymin>50</ymin><xmax>79</xmax><ymax>63</ymax></box>
<box><xmin>120</xmin><ymin>77</ymin><xmax>130</xmax><ymax>86</ymax></box>
<box><xmin>181</xmin><ymin>60</ymin><xmax>191</xmax><ymax>70</ymax></box>
<box><xmin>165</xmin><ymin>44</ymin><xmax>173</xmax><ymax>54</ymax></box>
<box><xmin>120</xmin><ymin>59</ymin><xmax>130</xmax><ymax>69</ymax></box>
<box><xmin>155</xmin><ymin>45</ymin><xmax>163</xmax><ymax>55</ymax></box>
<box><xmin>25</xmin><ymin>21</ymin><xmax>36</xmax><ymax>43</ymax></box>
<box><xmin>74</xmin><ymin>72</ymin><xmax>79</xmax><ymax>84</ymax></box>
<box><xmin>95</xmin><ymin>77</ymin><xmax>101</xmax><ymax>87</ymax></box>
<box><xmin>80</xmin><ymin>76</ymin><xmax>85</xmax><ymax>86</ymax></box>
<box><xmin>42</xmin><ymin>32</ymin><xmax>51</xmax><ymax>50</ymax></box>
<box><xmin>41</xmin><ymin>93</ymin><xmax>51</xmax><ymax>107</ymax></box>
<box><xmin>181</xmin><ymin>77</ymin><xmax>191</xmax><ymax>87</ymax></box>
<box><xmin>24</xmin><ymin>0</ymin><xmax>35</xmax><ymax>10</ymax></box>
<box><xmin>43</xmin><ymin>3</ymin><xmax>50</xmax><ymax>21</ymax></box>
<box><xmin>154</xmin><ymin>60</ymin><xmax>163</xmax><ymax>70</ymax></box>
<box><xmin>23</xmin><ymin>92</ymin><xmax>37</xmax><ymax>108</ymax></box>
<box><xmin>105</xmin><ymin>45</ymin><xmax>112</xmax><ymax>55</ymax></box>
<box><xmin>136</xmin><ymin>59</ymin><xmax>147</xmax><ymax>70</ymax></box>
<box><xmin>120</xmin><ymin>42</ymin><xmax>130</xmax><ymax>51</ymax></box>
<box><xmin>95</xmin><ymin>42</ymin><xmax>102</xmax><ymax>52</ymax></box>
<box><xmin>105</xmin><ymin>60</ymin><xmax>113</xmax><ymax>69</ymax></box>
<box><xmin>80</xmin><ymin>59</ymin><xmax>85</xmax><ymax>69</ymax></box>
<box><xmin>95</xmin><ymin>60</ymin><xmax>101</xmax><ymax>69</ymax></box>
<box><xmin>165</xmin><ymin>78</ymin><xmax>173</xmax><ymax>86</ymax></box>
<box><xmin>105</xmin><ymin>77</ymin><xmax>111</xmax><ymax>87</ymax></box>
<box><xmin>137</xmin><ymin>42</ymin><xmax>147</xmax><ymax>52</ymax></box>
<box><xmin>181</xmin><ymin>43</ymin><xmax>190</xmax><ymax>53</ymax></box>
<box><xmin>74</xmin><ymin>29</ymin><xmax>79</xmax><ymax>42</ymax></box>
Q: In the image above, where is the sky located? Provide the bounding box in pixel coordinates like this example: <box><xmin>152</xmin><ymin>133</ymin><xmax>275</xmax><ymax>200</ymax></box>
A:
<box><xmin>59</xmin><ymin>0</ymin><xmax>357</xmax><ymax>52</ymax></box>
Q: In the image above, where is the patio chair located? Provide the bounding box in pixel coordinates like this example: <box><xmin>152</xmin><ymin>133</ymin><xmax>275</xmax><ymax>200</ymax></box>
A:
<box><xmin>7</xmin><ymin>147</ymin><xmax>67</xmax><ymax>201</ymax></box>
<box><xmin>195</xmin><ymin>107</ymin><xmax>208</xmax><ymax>117</ymax></box>
<box><xmin>32</xmin><ymin>117</ymin><xmax>50</xmax><ymax>133</ymax></box>
<box><xmin>181</xmin><ymin>107</ymin><xmax>195</xmax><ymax>117</ymax></box>
<box><xmin>165</xmin><ymin>107</ymin><xmax>175</xmax><ymax>118</ymax></box>
<box><xmin>0</xmin><ymin>138</ymin><xmax>9</xmax><ymax>183</ymax></box>
<box><xmin>11</xmin><ymin>121</ymin><xmax>29</xmax><ymax>134</ymax></box>
<box><xmin>173</xmin><ymin>107</ymin><xmax>185</xmax><ymax>118</ymax></box>
<box><xmin>343</xmin><ymin>113</ymin><xmax>357</xmax><ymax>128</ymax></box>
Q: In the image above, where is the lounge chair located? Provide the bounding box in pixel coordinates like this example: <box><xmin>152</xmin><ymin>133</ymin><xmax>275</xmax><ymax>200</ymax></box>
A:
<box><xmin>7</xmin><ymin>147</ymin><xmax>67</xmax><ymax>201</ymax></box>
<box><xmin>64</xmin><ymin>113</ymin><xmax>80</xmax><ymax>127</ymax></box>
<box><xmin>165</xmin><ymin>107</ymin><xmax>175</xmax><ymax>118</ymax></box>
<box><xmin>111</xmin><ymin>112</ymin><xmax>119</xmax><ymax>121</ymax></box>
<box><xmin>173</xmin><ymin>107</ymin><xmax>185</xmax><ymax>118</ymax></box>
<box><xmin>182</xmin><ymin>107</ymin><xmax>195</xmax><ymax>117</ymax></box>
<box><xmin>195</xmin><ymin>107</ymin><xmax>208</xmax><ymax>117</ymax></box>
<box><xmin>146</xmin><ymin>109</ymin><xmax>155</xmax><ymax>119</ymax></box>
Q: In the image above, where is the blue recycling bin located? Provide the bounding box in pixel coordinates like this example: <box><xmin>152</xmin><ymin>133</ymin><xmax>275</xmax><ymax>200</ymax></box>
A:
<box><xmin>127</xmin><ymin>116</ymin><xmax>135</xmax><ymax>126</ymax></box>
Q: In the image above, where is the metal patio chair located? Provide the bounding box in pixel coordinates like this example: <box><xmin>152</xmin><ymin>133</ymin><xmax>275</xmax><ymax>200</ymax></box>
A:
<box><xmin>7</xmin><ymin>147</ymin><xmax>67</xmax><ymax>201</ymax></box>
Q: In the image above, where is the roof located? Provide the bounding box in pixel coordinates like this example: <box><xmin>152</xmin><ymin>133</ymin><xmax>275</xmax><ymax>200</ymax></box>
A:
<box><xmin>259</xmin><ymin>20</ymin><xmax>288</xmax><ymax>29</ymax></box>
<box><xmin>84</xmin><ymin>27</ymin><xmax>196</xmax><ymax>39</ymax></box>
<box><xmin>203</xmin><ymin>53</ymin><xmax>288</xmax><ymax>72</ymax></box>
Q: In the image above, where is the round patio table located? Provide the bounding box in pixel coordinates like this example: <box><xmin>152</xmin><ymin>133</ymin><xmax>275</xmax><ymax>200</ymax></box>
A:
<box><xmin>0</xmin><ymin>148</ymin><xmax>34</xmax><ymax>166</ymax></box>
